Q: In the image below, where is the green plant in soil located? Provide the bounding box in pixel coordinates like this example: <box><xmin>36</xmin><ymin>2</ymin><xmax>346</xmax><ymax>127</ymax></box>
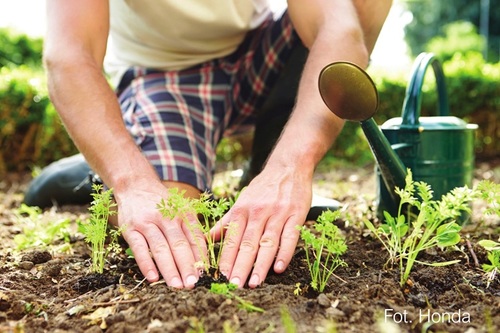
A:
<box><xmin>476</xmin><ymin>180</ymin><xmax>500</xmax><ymax>217</ymax></box>
<box><xmin>280</xmin><ymin>306</ymin><xmax>297</xmax><ymax>333</ymax></box>
<box><xmin>298</xmin><ymin>209</ymin><xmax>347</xmax><ymax>293</ymax></box>
<box><xmin>157</xmin><ymin>188</ymin><xmax>232</xmax><ymax>275</ymax></box>
<box><xmin>209</xmin><ymin>282</ymin><xmax>264</xmax><ymax>313</ymax></box>
<box><xmin>478</xmin><ymin>240</ymin><xmax>500</xmax><ymax>288</ymax></box>
<box><xmin>13</xmin><ymin>204</ymin><xmax>71</xmax><ymax>251</ymax></box>
<box><xmin>79</xmin><ymin>184</ymin><xmax>122</xmax><ymax>274</ymax></box>
<box><xmin>364</xmin><ymin>169</ymin><xmax>474</xmax><ymax>287</ymax></box>
<box><xmin>191</xmin><ymin>192</ymin><xmax>232</xmax><ymax>271</ymax></box>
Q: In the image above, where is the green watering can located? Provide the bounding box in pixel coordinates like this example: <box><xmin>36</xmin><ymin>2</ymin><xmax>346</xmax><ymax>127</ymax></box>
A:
<box><xmin>318</xmin><ymin>52</ymin><xmax>478</xmax><ymax>217</ymax></box>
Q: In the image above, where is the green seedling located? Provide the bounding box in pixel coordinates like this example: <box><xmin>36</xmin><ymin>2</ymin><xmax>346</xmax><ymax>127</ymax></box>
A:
<box><xmin>79</xmin><ymin>184</ymin><xmax>122</xmax><ymax>274</ymax></box>
<box><xmin>192</xmin><ymin>192</ymin><xmax>232</xmax><ymax>271</ymax></box>
<box><xmin>280</xmin><ymin>306</ymin><xmax>297</xmax><ymax>333</ymax></box>
<box><xmin>210</xmin><ymin>282</ymin><xmax>264</xmax><ymax>313</ymax></box>
<box><xmin>298</xmin><ymin>210</ymin><xmax>347</xmax><ymax>292</ymax></box>
<box><xmin>13</xmin><ymin>204</ymin><xmax>71</xmax><ymax>251</ymax></box>
<box><xmin>364</xmin><ymin>169</ymin><xmax>473</xmax><ymax>287</ymax></box>
<box><xmin>478</xmin><ymin>240</ymin><xmax>500</xmax><ymax>288</ymax></box>
<box><xmin>476</xmin><ymin>180</ymin><xmax>500</xmax><ymax>217</ymax></box>
<box><xmin>187</xmin><ymin>317</ymin><xmax>206</xmax><ymax>333</ymax></box>
<box><xmin>157</xmin><ymin>188</ymin><xmax>233</xmax><ymax>274</ymax></box>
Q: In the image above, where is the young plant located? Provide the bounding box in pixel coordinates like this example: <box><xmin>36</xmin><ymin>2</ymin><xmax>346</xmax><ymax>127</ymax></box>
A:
<box><xmin>79</xmin><ymin>184</ymin><xmax>121</xmax><ymax>274</ymax></box>
<box><xmin>13</xmin><ymin>204</ymin><xmax>71</xmax><ymax>251</ymax></box>
<box><xmin>157</xmin><ymin>188</ymin><xmax>232</xmax><ymax>274</ymax></box>
<box><xmin>280</xmin><ymin>306</ymin><xmax>297</xmax><ymax>333</ymax></box>
<box><xmin>191</xmin><ymin>193</ymin><xmax>231</xmax><ymax>271</ymax></box>
<box><xmin>210</xmin><ymin>282</ymin><xmax>264</xmax><ymax>313</ymax></box>
<box><xmin>476</xmin><ymin>180</ymin><xmax>500</xmax><ymax>217</ymax></box>
<box><xmin>478</xmin><ymin>240</ymin><xmax>500</xmax><ymax>288</ymax></box>
<box><xmin>364</xmin><ymin>169</ymin><xmax>473</xmax><ymax>286</ymax></box>
<box><xmin>298</xmin><ymin>209</ymin><xmax>347</xmax><ymax>293</ymax></box>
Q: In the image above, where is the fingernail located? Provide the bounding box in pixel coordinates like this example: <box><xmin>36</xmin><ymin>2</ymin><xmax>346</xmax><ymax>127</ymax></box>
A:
<box><xmin>146</xmin><ymin>270</ymin><xmax>158</xmax><ymax>281</ymax></box>
<box><xmin>249</xmin><ymin>274</ymin><xmax>260</xmax><ymax>287</ymax></box>
<box><xmin>230</xmin><ymin>277</ymin><xmax>240</xmax><ymax>287</ymax></box>
<box><xmin>170</xmin><ymin>277</ymin><xmax>183</xmax><ymax>288</ymax></box>
<box><xmin>275</xmin><ymin>260</ymin><xmax>285</xmax><ymax>272</ymax></box>
<box><xmin>186</xmin><ymin>275</ymin><xmax>198</xmax><ymax>287</ymax></box>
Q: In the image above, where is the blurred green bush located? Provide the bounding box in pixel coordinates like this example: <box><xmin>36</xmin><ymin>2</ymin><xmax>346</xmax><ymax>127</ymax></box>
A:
<box><xmin>0</xmin><ymin>27</ymin><xmax>77</xmax><ymax>175</ymax></box>
<box><xmin>0</xmin><ymin>66</ymin><xmax>77</xmax><ymax>174</ymax></box>
<box><xmin>0</xmin><ymin>28</ymin><xmax>43</xmax><ymax>68</ymax></box>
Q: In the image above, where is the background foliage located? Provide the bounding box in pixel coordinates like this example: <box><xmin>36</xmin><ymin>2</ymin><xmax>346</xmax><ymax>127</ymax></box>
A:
<box><xmin>0</xmin><ymin>29</ymin><xmax>77</xmax><ymax>175</ymax></box>
<box><xmin>0</xmin><ymin>27</ymin><xmax>43</xmax><ymax>68</ymax></box>
<box><xmin>403</xmin><ymin>0</ymin><xmax>500</xmax><ymax>62</ymax></box>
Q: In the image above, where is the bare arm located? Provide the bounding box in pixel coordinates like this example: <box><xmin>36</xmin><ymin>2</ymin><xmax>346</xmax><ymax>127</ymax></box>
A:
<box><xmin>276</xmin><ymin>0</ymin><xmax>393</xmax><ymax>176</ymax></box>
<box><xmin>44</xmin><ymin>0</ymin><xmax>159</xmax><ymax>194</ymax></box>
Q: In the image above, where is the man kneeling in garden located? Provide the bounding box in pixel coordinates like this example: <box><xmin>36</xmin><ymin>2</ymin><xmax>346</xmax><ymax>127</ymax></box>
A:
<box><xmin>25</xmin><ymin>0</ymin><xmax>392</xmax><ymax>288</ymax></box>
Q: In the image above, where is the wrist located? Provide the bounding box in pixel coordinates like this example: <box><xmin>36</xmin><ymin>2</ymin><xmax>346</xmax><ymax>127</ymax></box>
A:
<box><xmin>104</xmin><ymin>159</ymin><xmax>160</xmax><ymax>196</ymax></box>
<box><xmin>265</xmin><ymin>145</ymin><xmax>317</xmax><ymax>180</ymax></box>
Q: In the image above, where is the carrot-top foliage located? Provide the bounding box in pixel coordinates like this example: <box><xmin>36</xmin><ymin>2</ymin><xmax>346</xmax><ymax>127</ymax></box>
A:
<box><xmin>157</xmin><ymin>188</ymin><xmax>233</xmax><ymax>274</ymax></box>
<box><xmin>365</xmin><ymin>169</ymin><xmax>480</xmax><ymax>287</ymax></box>
<box><xmin>79</xmin><ymin>184</ymin><xmax>122</xmax><ymax>274</ymax></box>
<box><xmin>298</xmin><ymin>209</ymin><xmax>347</xmax><ymax>292</ymax></box>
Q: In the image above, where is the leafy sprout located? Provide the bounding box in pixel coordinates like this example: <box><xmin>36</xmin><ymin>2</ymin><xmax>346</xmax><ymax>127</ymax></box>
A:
<box><xmin>298</xmin><ymin>209</ymin><xmax>347</xmax><ymax>292</ymax></box>
<box><xmin>79</xmin><ymin>184</ymin><xmax>122</xmax><ymax>274</ymax></box>
<box><xmin>13</xmin><ymin>204</ymin><xmax>71</xmax><ymax>251</ymax></box>
<box><xmin>478</xmin><ymin>240</ymin><xmax>500</xmax><ymax>288</ymax></box>
<box><xmin>210</xmin><ymin>282</ymin><xmax>264</xmax><ymax>313</ymax></box>
<box><xmin>364</xmin><ymin>169</ymin><xmax>474</xmax><ymax>287</ymax></box>
<box><xmin>157</xmin><ymin>188</ymin><xmax>233</xmax><ymax>274</ymax></box>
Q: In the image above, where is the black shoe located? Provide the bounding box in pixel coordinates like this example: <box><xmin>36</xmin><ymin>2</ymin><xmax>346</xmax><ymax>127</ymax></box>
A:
<box><xmin>23</xmin><ymin>154</ymin><xmax>94</xmax><ymax>208</ymax></box>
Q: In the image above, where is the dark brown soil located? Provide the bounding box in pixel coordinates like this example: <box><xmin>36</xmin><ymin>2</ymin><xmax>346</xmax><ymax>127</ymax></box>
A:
<box><xmin>0</xmin><ymin>159</ymin><xmax>499</xmax><ymax>333</ymax></box>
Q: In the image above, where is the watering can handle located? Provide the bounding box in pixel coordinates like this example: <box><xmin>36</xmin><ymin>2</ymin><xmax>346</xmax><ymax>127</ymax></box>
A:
<box><xmin>401</xmin><ymin>52</ymin><xmax>449</xmax><ymax>127</ymax></box>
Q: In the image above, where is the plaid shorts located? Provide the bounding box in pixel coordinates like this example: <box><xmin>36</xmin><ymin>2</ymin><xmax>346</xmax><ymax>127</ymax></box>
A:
<box><xmin>117</xmin><ymin>11</ymin><xmax>302</xmax><ymax>191</ymax></box>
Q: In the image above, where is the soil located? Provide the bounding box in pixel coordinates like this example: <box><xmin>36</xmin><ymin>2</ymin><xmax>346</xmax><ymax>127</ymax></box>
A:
<box><xmin>0</xmin><ymin>159</ymin><xmax>499</xmax><ymax>333</ymax></box>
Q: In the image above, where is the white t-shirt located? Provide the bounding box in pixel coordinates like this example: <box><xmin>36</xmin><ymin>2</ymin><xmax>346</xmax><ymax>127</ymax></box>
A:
<box><xmin>105</xmin><ymin>0</ymin><xmax>271</xmax><ymax>85</ymax></box>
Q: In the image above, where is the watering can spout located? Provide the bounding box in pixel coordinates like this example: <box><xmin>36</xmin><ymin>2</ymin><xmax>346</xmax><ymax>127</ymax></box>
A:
<box><xmin>318</xmin><ymin>62</ymin><xmax>408</xmax><ymax>208</ymax></box>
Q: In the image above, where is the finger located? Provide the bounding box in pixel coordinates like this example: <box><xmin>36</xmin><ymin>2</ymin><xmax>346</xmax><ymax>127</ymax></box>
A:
<box><xmin>227</xmin><ymin>214</ymin><xmax>266</xmax><ymax>288</ymax></box>
<box><xmin>274</xmin><ymin>215</ymin><xmax>304</xmax><ymax>274</ymax></box>
<box><xmin>247</xmin><ymin>218</ymin><xmax>282</xmax><ymax>288</ymax></box>
<box><xmin>122</xmin><ymin>229</ymin><xmax>159</xmax><ymax>282</ymax></box>
<box><xmin>143</xmin><ymin>225</ymin><xmax>185</xmax><ymax>288</ymax></box>
<box><xmin>217</xmin><ymin>208</ymin><xmax>247</xmax><ymax>280</ymax></box>
<box><xmin>182</xmin><ymin>214</ymin><xmax>208</xmax><ymax>266</ymax></box>
<box><xmin>161</xmin><ymin>218</ymin><xmax>200</xmax><ymax>289</ymax></box>
<box><xmin>209</xmin><ymin>217</ymin><xmax>228</xmax><ymax>242</ymax></box>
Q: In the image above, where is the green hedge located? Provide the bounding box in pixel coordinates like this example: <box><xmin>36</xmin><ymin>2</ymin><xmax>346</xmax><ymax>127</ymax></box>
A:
<box><xmin>0</xmin><ymin>28</ymin><xmax>43</xmax><ymax>68</ymax></box>
<box><xmin>0</xmin><ymin>66</ymin><xmax>77</xmax><ymax>174</ymax></box>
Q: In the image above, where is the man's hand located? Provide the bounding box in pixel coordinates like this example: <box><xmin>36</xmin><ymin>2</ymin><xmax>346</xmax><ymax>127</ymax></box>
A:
<box><xmin>115</xmin><ymin>181</ymin><xmax>206</xmax><ymax>289</ymax></box>
<box><xmin>213</xmin><ymin>165</ymin><xmax>312</xmax><ymax>288</ymax></box>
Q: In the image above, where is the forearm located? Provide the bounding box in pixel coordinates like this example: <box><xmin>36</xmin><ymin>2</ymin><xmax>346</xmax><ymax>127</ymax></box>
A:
<box><xmin>45</xmin><ymin>57</ymin><xmax>159</xmax><ymax>192</ymax></box>
<box><xmin>268</xmin><ymin>0</ymin><xmax>392</xmax><ymax>176</ymax></box>
<box><xmin>267</xmin><ymin>5</ymin><xmax>369</xmax><ymax>176</ymax></box>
